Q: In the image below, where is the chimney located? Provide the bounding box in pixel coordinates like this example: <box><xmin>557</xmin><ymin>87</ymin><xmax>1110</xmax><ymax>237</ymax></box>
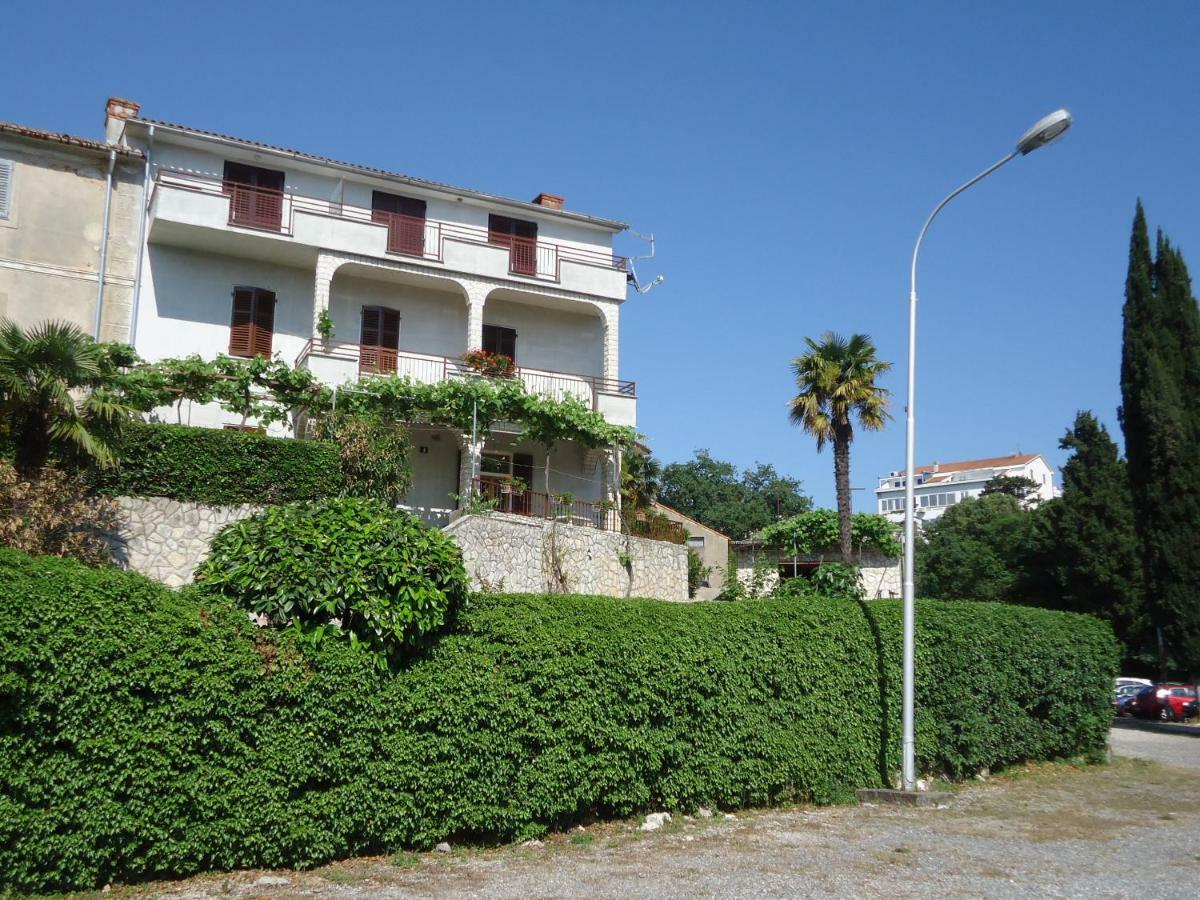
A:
<box><xmin>932</xmin><ymin>461</ymin><xmax>939</xmax><ymax>473</ymax></box>
<box><xmin>104</xmin><ymin>97</ymin><xmax>140</xmax><ymax>146</ymax></box>
<box><xmin>531</xmin><ymin>192</ymin><xmax>564</xmax><ymax>211</ymax></box>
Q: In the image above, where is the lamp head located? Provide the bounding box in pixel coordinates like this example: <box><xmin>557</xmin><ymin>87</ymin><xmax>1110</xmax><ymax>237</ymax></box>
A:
<box><xmin>1016</xmin><ymin>109</ymin><xmax>1073</xmax><ymax>155</ymax></box>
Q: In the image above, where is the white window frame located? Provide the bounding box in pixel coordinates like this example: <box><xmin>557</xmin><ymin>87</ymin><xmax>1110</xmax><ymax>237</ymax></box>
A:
<box><xmin>0</xmin><ymin>158</ymin><xmax>14</xmax><ymax>223</ymax></box>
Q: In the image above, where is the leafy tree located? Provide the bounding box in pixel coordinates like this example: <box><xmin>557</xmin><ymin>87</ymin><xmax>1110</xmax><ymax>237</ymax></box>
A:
<box><xmin>315</xmin><ymin>411</ymin><xmax>413</xmax><ymax>506</ymax></box>
<box><xmin>1119</xmin><ymin>203</ymin><xmax>1200</xmax><ymax>674</ymax></box>
<box><xmin>789</xmin><ymin>332</ymin><xmax>891</xmax><ymax>563</ymax></box>
<box><xmin>659</xmin><ymin>449</ymin><xmax>810</xmax><ymax>540</ymax></box>
<box><xmin>1031</xmin><ymin>412</ymin><xmax>1149</xmax><ymax>664</ymax></box>
<box><xmin>0</xmin><ymin>320</ymin><xmax>132</xmax><ymax>473</ymax></box>
<box><xmin>982</xmin><ymin>473</ymin><xmax>1042</xmax><ymax>504</ymax></box>
<box><xmin>686</xmin><ymin>547</ymin><xmax>711</xmax><ymax>599</ymax></box>
<box><xmin>914</xmin><ymin>493</ymin><xmax>1038</xmax><ymax>602</ymax></box>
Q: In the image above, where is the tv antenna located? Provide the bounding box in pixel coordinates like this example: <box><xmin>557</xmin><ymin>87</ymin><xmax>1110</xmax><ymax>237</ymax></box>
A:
<box><xmin>625</xmin><ymin>229</ymin><xmax>665</xmax><ymax>294</ymax></box>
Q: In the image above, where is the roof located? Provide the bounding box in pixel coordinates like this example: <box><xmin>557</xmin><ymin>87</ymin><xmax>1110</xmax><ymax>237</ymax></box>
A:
<box><xmin>651</xmin><ymin>502</ymin><xmax>731</xmax><ymax>540</ymax></box>
<box><xmin>876</xmin><ymin>453</ymin><xmax>1042</xmax><ymax>490</ymax></box>
<box><xmin>0</xmin><ymin>122</ymin><xmax>142</xmax><ymax>159</ymax></box>
<box><xmin>127</xmin><ymin>117</ymin><xmax>627</xmax><ymax>232</ymax></box>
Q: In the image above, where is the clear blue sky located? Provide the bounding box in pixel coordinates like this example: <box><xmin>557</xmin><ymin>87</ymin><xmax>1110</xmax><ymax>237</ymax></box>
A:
<box><xmin>8</xmin><ymin>1</ymin><xmax>1199</xmax><ymax>510</ymax></box>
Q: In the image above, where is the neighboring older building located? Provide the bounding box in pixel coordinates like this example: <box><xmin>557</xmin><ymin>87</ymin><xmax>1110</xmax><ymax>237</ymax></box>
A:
<box><xmin>652</xmin><ymin>502</ymin><xmax>729</xmax><ymax>600</ymax></box>
<box><xmin>0</xmin><ymin>104</ymin><xmax>144</xmax><ymax>342</ymax></box>
<box><xmin>731</xmin><ymin>541</ymin><xmax>901</xmax><ymax>600</ymax></box>
<box><xmin>874</xmin><ymin>452</ymin><xmax>1058</xmax><ymax>526</ymax></box>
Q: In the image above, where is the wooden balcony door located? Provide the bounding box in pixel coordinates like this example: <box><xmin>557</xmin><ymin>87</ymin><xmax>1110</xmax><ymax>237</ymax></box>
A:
<box><xmin>372</xmin><ymin>191</ymin><xmax>427</xmax><ymax>256</ymax></box>
<box><xmin>359</xmin><ymin>307</ymin><xmax>401</xmax><ymax>374</ymax></box>
<box><xmin>223</xmin><ymin>162</ymin><xmax>285</xmax><ymax>231</ymax></box>
<box><xmin>482</xmin><ymin>323</ymin><xmax>517</xmax><ymax>363</ymax></box>
<box><xmin>488</xmin><ymin>214</ymin><xmax>538</xmax><ymax>276</ymax></box>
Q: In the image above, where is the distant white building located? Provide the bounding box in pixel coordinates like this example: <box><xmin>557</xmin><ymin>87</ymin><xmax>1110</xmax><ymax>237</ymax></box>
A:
<box><xmin>875</xmin><ymin>453</ymin><xmax>1058</xmax><ymax>525</ymax></box>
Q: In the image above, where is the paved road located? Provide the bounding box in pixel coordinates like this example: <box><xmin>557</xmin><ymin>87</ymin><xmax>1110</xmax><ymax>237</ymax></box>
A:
<box><xmin>140</xmin><ymin>728</ymin><xmax>1200</xmax><ymax>900</ymax></box>
<box><xmin>1111</xmin><ymin>720</ymin><xmax>1200</xmax><ymax>769</ymax></box>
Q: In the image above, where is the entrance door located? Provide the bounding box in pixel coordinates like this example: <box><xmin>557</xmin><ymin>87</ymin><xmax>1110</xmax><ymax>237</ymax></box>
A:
<box><xmin>360</xmin><ymin>307</ymin><xmax>400</xmax><ymax>374</ymax></box>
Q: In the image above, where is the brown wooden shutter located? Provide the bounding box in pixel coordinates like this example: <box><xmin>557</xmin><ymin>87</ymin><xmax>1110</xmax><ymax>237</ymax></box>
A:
<box><xmin>360</xmin><ymin>307</ymin><xmax>381</xmax><ymax>347</ymax></box>
<box><xmin>381</xmin><ymin>309</ymin><xmax>400</xmax><ymax>350</ymax></box>
<box><xmin>229</xmin><ymin>288</ymin><xmax>255</xmax><ymax>357</ymax></box>
<box><xmin>250</xmin><ymin>290</ymin><xmax>276</xmax><ymax>357</ymax></box>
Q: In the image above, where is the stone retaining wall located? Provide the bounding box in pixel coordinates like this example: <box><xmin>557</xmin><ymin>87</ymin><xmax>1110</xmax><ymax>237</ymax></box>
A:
<box><xmin>110</xmin><ymin>496</ymin><xmax>262</xmax><ymax>587</ymax></box>
<box><xmin>445</xmin><ymin>512</ymin><xmax>690</xmax><ymax>601</ymax></box>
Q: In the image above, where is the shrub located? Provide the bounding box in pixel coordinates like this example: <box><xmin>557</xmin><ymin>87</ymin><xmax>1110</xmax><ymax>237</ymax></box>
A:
<box><xmin>0</xmin><ymin>550</ymin><xmax>1118</xmax><ymax>892</ymax></box>
<box><xmin>193</xmin><ymin>498</ymin><xmax>468</xmax><ymax>661</ymax></box>
<box><xmin>314</xmin><ymin>412</ymin><xmax>412</xmax><ymax>505</ymax></box>
<box><xmin>0</xmin><ymin>461</ymin><xmax>116</xmax><ymax>565</ymax></box>
<box><xmin>686</xmin><ymin>547</ymin><xmax>710</xmax><ymax>598</ymax></box>
<box><xmin>102</xmin><ymin>421</ymin><xmax>342</xmax><ymax>504</ymax></box>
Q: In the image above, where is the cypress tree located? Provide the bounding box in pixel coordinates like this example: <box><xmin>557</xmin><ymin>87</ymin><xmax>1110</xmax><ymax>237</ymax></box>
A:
<box><xmin>1038</xmin><ymin>412</ymin><xmax>1148</xmax><ymax>665</ymax></box>
<box><xmin>1119</xmin><ymin>202</ymin><xmax>1200</xmax><ymax>675</ymax></box>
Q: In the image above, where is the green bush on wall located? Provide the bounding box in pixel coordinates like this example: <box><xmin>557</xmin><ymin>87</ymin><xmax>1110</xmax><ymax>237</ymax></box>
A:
<box><xmin>102</xmin><ymin>422</ymin><xmax>342</xmax><ymax>504</ymax></box>
<box><xmin>195</xmin><ymin>498</ymin><xmax>469</xmax><ymax>662</ymax></box>
<box><xmin>0</xmin><ymin>549</ymin><xmax>1118</xmax><ymax>892</ymax></box>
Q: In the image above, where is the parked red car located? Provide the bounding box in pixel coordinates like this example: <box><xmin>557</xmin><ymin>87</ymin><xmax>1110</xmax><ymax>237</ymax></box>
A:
<box><xmin>1128</xmin><ymin>684</ymin><xmax>1198</xmax><ymax>721</ymax></box>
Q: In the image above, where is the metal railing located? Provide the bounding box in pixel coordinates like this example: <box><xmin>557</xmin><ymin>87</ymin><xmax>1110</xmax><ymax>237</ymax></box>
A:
<box><xmin>471</xmin><ymin>478</ymin><xmax>617</xmax><ymax>531</ymax></box>
<box><xmin>155</xmin><ymin>169</ymin><xmax>628</xmax><ymax>282</ymax></box>
<box><xmin>295</xmin><ymin>341</ymin><xmax>636</xmax><ymax>406</ymax></box>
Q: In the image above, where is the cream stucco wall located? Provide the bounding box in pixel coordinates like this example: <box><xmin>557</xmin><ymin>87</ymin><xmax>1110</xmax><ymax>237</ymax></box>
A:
<box><xmin>652</xmin><ymin>502</ymin><xmax>729</xmax><ymax>600</ymax></box>
<box><xmin>0</xmin><ymin>134</ymin><xmax>143</xmax><ymax>341</ymax></box>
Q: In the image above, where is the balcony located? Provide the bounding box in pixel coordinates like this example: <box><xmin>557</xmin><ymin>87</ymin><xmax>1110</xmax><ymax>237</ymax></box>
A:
<box><xmin>295</xmin><ymin>341</ymin><xmax>637</xmax><ymax>425</ymax></box>
<box><xmin>150</xmin><ymin>169</ymin><xmax>629</xmax><ymax>298</ymax></box>
<box><xmin>471</xmin><ymin>478</ymin><xmax>618</xmax><ymax>531</ymax></box>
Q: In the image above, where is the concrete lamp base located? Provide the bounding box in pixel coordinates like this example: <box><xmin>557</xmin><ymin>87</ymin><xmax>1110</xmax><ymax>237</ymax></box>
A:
<box><xmin>856</xmin><ymin>788</ymin><xmax>953</xmax><ymax>808</ymax></box>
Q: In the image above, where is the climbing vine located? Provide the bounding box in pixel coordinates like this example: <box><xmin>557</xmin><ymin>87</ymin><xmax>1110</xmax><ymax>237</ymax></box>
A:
<box><xmin>758</xmin><ymin>509</ymin><xmax>901</xmax><ymax>558</ymax></box>
<box><xmin>111</xmin><ymin>351</ymin><xmax>636</xmax><ymax>449</ymax></box>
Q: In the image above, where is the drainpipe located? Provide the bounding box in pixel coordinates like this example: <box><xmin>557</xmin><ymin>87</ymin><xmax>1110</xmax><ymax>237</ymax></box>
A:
<box><xmin>93</xmin><ymin>148</ymin><xmax>117</xmax><ymax>340</ymax></box>
<box><xmin>128</xmin><ymin>124</ymin><xmax>154</xmax><ymax>349</ymax></box>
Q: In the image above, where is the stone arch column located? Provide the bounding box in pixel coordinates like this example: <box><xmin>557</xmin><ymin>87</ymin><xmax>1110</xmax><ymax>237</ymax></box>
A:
<box><xmin>598</xmin><ymin>302</ymin><xmax>620</xmax><ymax>382</ymax></box>
<box><xmin>312</xmin><ymin>251</ymin><xmax>343</xmax><ymax>339</ymax></box>
<box><xmin>460</xmin><ymin>279</ymin><xmax>489</xmax><ymax>351</ymax></box>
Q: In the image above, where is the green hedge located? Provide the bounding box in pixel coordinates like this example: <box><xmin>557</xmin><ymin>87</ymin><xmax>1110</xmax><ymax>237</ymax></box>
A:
<box><xmin>0</xmin><ymin>550</ymin><xmax>1118</xmax><ymax>892</ymax></box>
<box><xmin>102</xmin><ymin>422</ymin><xmax>342</xmax><ymax>504</ymax></box>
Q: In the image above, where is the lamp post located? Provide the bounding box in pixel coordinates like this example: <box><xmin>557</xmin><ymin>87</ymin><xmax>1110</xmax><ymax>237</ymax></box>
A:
<box><xmin>901</xmin><ymin>109</ymin><xmax>1072</xmax><ymax>791</ymax></box>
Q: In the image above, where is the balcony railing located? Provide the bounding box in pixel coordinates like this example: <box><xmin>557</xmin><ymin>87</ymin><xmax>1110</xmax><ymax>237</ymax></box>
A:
<box><xmin>471</xmin><ymin>478</ymin><xmax>617</xmax><ymax>531</ymax></box>
<box><xmin>155</xmin><ymin>169</ymin><xmax>627</xmax><ymax>283</ymax></box>
<box><xmin>295</xmin><ymin>341</ymin><xmax>635</xmax><ymax>408</ymax></box>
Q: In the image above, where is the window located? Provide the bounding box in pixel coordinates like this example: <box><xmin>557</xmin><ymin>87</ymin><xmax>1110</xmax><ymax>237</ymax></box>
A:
<box><xmin>223</xmin><ymin>161</ymin><xmax>285</xmax><ymax>230</ymax></box>
<box><xmin>359</xmin><ymin>306</ymin><xmax>400</xmax><ymax>374</ymax></box>
<box><xmin>0</xmin><ymin>159</ymin><xmax>12</xmax><ymax>220</ymax></box>
<box><xmin>371</xmin><ymin>191</ymin><xmax>426</xmax><ymax>255</ymax></box>
<box><xmin>687</xmin><ymin>535</ymin><xmax>705</xmax><ymax>550</ymax></box>
<box><xmin>229</xmin><ymin>287</ymin><xmax>275</xmax><ymax>358</ymax></box>
<box><xmin>488</xmin><ymin>214</ymin><xmax>538</xmax><ymax>275</ymax></box>
<box><xmin>480</xmin><ymin>451</ymin><xmax>512</xmax><ymax>477</ymax></box>
<box><xmin>482</xmin><ymin>323</ymin><xmax>517</xmax><ymax>362</ymax></box>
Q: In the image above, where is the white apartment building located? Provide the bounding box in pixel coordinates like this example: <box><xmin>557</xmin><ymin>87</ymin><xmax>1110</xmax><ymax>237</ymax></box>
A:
<box><xmin>875</xmin><ymin>453</ymin><xmax>1058</xmax><ymax>525</ymax></box>
<box><xmin>89</xmin><ymin>98</ymin><xmax>639</xmax><ymax>525</ymax></box>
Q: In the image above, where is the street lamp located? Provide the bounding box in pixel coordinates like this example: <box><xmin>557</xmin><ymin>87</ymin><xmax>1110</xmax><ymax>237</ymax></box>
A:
<box><xmin>901</xmin><ymin>108</ymin><xmax>1072</xmax><ymax>792</ymax></box>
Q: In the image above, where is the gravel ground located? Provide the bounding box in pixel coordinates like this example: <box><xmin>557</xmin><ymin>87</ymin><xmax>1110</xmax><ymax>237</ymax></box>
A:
<box><xmin>111</xmin><ymin>729</ymin><xmax>1200</xmax><ymax>900</ymax></box>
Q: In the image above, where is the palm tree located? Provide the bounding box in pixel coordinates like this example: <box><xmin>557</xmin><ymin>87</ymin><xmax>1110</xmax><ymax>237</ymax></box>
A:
<box><xmin>0</xmin><ymin>319</ymin><xmax>131</xmax><ymax>474</ymax></box>
<box><xmin>790</xmin><ymin>333</ymin><xmax>892</xmax><ymax>563</ymax></box>
<box><xmin>621</xmin><ymin>449</ymin><xmax>662</xmax><ymax>511</ymax></box>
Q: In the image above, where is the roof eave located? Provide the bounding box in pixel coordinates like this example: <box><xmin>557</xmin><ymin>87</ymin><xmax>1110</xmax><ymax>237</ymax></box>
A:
<box><xmin>129</xmin><ymin>119</ymin><xmax>627</xmax><ymax>233</ymax></box>
<box><xmin>0</xmin><ymin>121</ymin><xmax>143</xmax><ymax>159</ymax></box>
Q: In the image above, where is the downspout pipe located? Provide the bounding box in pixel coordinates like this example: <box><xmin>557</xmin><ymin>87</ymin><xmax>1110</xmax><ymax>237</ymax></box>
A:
<box><xmin>93</xmin><ymin>148</ymin><xmax>117</xmax><ymax>340</ymax></box>
<box><xmin>128</xmin><ymin>124</ymin><xmax>154</xmax><ymax>349</ymax></box>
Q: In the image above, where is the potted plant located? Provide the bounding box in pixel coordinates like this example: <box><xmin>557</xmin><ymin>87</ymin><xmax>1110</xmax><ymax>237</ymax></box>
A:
<box><xmin>316</xmin><ymin>308</ymin><xmax>335</xmax><ymax>348</ymax></box>
<box><xmin>462</xmin><ymin>348</ymin><xmax>516</xmax><ymax>378</ymax></box>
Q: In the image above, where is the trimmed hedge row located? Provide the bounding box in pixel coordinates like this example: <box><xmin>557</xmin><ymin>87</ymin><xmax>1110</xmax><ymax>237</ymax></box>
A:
<box><xmin>102</xmin><ymin>422</ymin><xmax>342</xmax><ymax>504</ymax></box>
<box><xmin>0</xmin><ymin>550</ymin><xmax>1118</xmax><ymax>892</ymax></box>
